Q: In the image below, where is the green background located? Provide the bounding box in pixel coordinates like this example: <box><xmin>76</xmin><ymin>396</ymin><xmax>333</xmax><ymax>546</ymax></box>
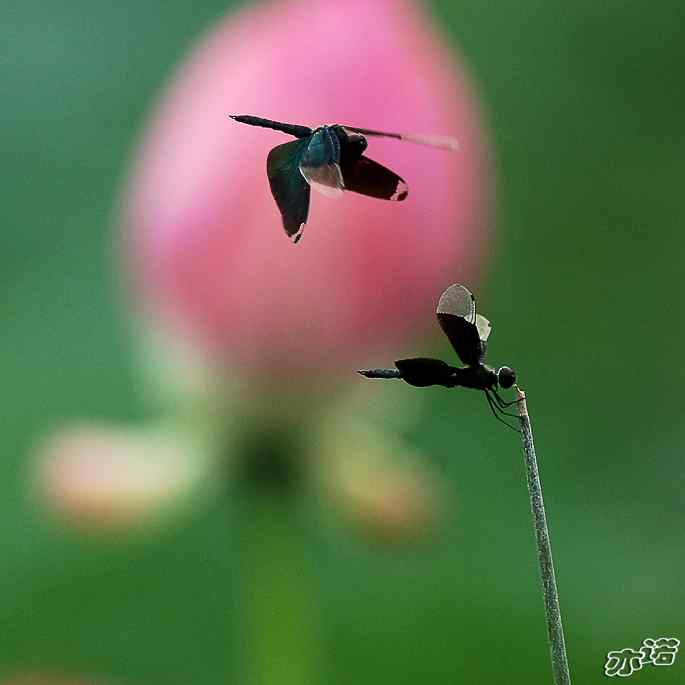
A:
<box><xmin>2</xmin><ymin>0</ymin><xmax>684</xmax><ymax>683</ymax></box>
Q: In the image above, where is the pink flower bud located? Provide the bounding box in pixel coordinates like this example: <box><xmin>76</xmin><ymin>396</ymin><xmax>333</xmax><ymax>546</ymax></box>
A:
<box><xmin>122</xmin><ymin>0</ymin><xmax>490</xmax><ymax>382</ymax></box>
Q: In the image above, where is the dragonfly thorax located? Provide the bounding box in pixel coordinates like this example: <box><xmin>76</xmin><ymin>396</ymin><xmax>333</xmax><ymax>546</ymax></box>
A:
<box><xmin>453</xmin><ymin>364</ymin><xmax>498</xmax><ymax>390</ymax></box>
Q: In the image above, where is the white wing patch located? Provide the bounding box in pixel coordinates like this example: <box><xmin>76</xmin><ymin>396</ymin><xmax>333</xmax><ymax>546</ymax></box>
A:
<box><xmin>300</xmin><ymin>163</ymin><xmax>345</xmax><ymax>198</ymax></box>
<box><xmin>476</xmin><ymin>314</ymin><xmax>492</xmax><ymax>343</ymax></box>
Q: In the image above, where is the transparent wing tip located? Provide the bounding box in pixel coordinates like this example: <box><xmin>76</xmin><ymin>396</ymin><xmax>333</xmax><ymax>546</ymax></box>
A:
<box><xmin>392</xmin><ymin>179</ymin><xmax>409</xmax><ymax>201</ymax></box>
<box><xmin>291</xmin><ymin>223</ymin><xmax>305</xmax><ymax>244</ymax></box>
<box><xmin>436</xmin><ymin>283</ymin><xmax>475</xmax><ymax>318</ymax></box>
<box><xmin>402</xmin><ymin>133</ymin><xmax>460</xmax><ymax>151</ymax></box>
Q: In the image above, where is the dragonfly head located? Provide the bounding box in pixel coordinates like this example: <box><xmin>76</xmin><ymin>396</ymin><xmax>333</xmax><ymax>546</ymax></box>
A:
<box><xmin>497</xmin><ymin>366</ymin><xmax>516</xmax><ymax>389</ymax></box>
<box><xmin>334</xmin><ymin>126</ymin><xmax>367</xmax><ymax>155</ymax></box>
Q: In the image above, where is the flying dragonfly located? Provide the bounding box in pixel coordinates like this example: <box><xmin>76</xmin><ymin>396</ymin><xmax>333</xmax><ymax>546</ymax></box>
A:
<box><xmin>230</xmin><ymin>114</ymin><xmax>458</xmax><ymax>243</ymax></box>
<box><xmin>359</xmin><ymin>284</ymin><xmax>520</xmax><ymax>430</ymax></box>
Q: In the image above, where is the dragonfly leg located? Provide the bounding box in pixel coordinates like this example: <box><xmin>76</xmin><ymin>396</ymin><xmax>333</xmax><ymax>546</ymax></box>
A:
<box><xmin>484</xmin><ymin>390</ymin><xmax>520</xmax><ymax>432</ymax></box>
<box><xmin>486</xmin><ymin>389</ymin><xmax>519</xmax><ymax>418</ymax></box>
<box><xmin>491</xmin><ymin>388</ymin><xmax>523</xmax><ymax>409</ymax></box>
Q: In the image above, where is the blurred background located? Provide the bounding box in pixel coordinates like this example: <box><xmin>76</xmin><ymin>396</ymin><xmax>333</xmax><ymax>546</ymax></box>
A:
<box><xmin>2</xmin><ymin>0</ymin><xmax>684</xmax><ymax>683</ymax></box>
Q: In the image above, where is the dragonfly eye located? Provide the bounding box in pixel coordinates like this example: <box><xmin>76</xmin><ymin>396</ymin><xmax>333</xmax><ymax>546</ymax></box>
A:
<box><xmin>497</xmin><ymin>366</ymin><xmax>516</xmax><ymax>389</ymax></box>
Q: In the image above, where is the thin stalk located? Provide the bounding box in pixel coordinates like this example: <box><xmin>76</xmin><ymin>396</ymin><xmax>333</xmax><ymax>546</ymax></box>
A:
<box><xmin>516</xmin><ymin>386</ymin><xmax>571</xmax><ymax>685</ymax></box>
<box><xmin>239</xmin><ymin>493</ymin><xmax>321</xmax><ymax>685</ymax></box>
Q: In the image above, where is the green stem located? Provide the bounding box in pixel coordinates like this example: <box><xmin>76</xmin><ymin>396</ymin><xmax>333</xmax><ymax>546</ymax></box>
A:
<box><xmin>239</xmin><ymin>493</ymin><xmax>320</xmax><ymax>685</ymax></box>
<box><xmin>516</xmin><ymin>387</ymin><xmax>571</xmax><ymax>685</ymax></box>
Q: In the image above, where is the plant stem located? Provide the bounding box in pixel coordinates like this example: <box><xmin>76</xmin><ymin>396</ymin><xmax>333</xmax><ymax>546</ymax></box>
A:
<box><xmin>516</xmin><ymin>386</ymin><xmax>571</xmax><ymax>685</ymax></box>
<box><xmin>239</xmin><ymin>492</ymin><xmax>320</xmax><ymax>685</ymax></box>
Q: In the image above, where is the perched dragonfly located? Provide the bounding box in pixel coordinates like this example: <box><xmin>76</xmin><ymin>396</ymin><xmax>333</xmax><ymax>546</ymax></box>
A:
<box><xmin>359</xmin><ymin>284</ymin><xmax>520</xmax><ymax>430</ymax></box>
<box><xmin>230</xmin><ymin>114</ymin><xmax>458</xmax><ymax>243</ymax></box>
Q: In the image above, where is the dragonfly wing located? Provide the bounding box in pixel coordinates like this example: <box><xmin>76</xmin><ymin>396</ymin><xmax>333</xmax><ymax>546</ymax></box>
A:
<box><xmin>436</xmin><ymin>284</ymin><xmax>482</xmax><ymax>366</ymax></box>
<box><xmin>300</xmin><ymin>164</ymin><xmax>345</xmax><ymax>197</ymax></box>
<box><xmin>340</xmin><ymin>155</ymin><xmax>408</xmax><ymax>201</ymax></box>
<box><xmin>437</xmin><ymin>284</ymin><xmax>476</xmax><ymax>323</ymax></box>
<box><xmin>475</xmin><ymin>314</ymin><xmax>492</xmax><ymax>361</ymax></box>
<box><xmin>267</xmin><ymin>139</ymin><xmax>311</xmax><ymax>241</ymax></box>
<box><xmin>343</xmin><ymin>125</ymin><xmax>458</xmax><ymax>151</ymax></box>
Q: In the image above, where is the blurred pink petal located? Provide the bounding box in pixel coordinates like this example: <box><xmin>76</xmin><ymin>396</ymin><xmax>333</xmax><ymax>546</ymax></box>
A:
<box><xmin>33</xmin><ymin>423</ymin><xmax>203</xmax><ymax>531</ymax></box>
<box><xmin>315</xmin><ymin>416</ymin><xmax>442</xmax><ymax>543</ymax></box>
<box><xmin>122</xmin><ymin>0</ymin><xmax>490</xmax><ymax>383</ymax></box>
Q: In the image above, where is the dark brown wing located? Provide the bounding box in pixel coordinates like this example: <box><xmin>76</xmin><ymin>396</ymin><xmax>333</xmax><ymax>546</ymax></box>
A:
<box><xmin>266</xmin><ymin>139</ymin><xmax>311</xmax><ymax>242</ymax></box>
<box><xmin>340</xmin><ymin>155</ymin><xmax>408</xmax><ymax>201</ymax></box>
